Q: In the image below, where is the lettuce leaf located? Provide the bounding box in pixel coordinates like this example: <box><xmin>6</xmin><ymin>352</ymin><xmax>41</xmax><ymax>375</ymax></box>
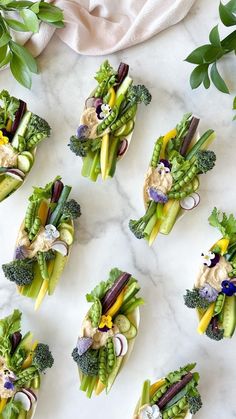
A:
<box><xmin>208</xmin><ymin>207</ymin><xmax>236</xmax><ymax>240</ymax></box>
<box><xmin>86</xmin><ymin>268</ymin><xmax>123</xmax><ymax>302</ymax></box>
<box><xmin>0</xmin><ymin>309</ymin><xmax>22</xmax><ymax>358</ymax></box>
<box><xmin>0</xmin><ymin>89</ymin><xmax>20</xmax><ymax>128</ymax></box>
<box><xmin>166</xmin><ymin>363</ymin><xmax>196</xmax><ymax>384</ymax></box>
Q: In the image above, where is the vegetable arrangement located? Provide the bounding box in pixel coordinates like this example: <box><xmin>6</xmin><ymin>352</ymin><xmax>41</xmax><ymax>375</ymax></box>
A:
<box><xmin>186</xmin><ymin>0</ymin><xmax>236</xmax><ymax>119</ymax></box>
<box><xmin>0</xmin><ymin>90</ymin><xmax>51</xmax><ymax>202</ymax></box>
<box><xmin>133</xmin><ymin>363</ymin><xmax>202</xmax><ymax>419</ymax></box>
<box><xmin>184</xmin><ymin>208</ymin><xmax>236</xmax><ymax>341</ymax></box>
<box><xmin>72</xmin><ymin>268</ymin><xmax>144</xmax><ymax>398</ymax></box>
<box><xmin>68</xmin><ymin>60</ymin><xmax>152</xmax><ymax>181</ymax></box>
<box><xmin>2</xmin><ymin>177</ymin><xmax>81</xmax><ymax>310</ymax></box>
<box><xmin>129</xmin><ymin>113</ymin><xmax>216</xmax><ymax>245</ymax></box>
<box><xmin>0</xmin><ymin>0</ymin><xmax>64</xmax><ymax>88</ymax></box>
<box><xmin>0</xmin><ymin>309</ymin><xmax>54</xmax><ymax>418</ymax></box>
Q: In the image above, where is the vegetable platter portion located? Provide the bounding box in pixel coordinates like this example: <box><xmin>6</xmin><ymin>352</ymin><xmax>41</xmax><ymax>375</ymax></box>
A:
<box><xmin>72</xmin><ymin>268</ymin><xmax>144</xmax><ymax>398</ymax></box>
<box><xmin>133</xmin><ymin>363</ymin><xmax>202</xmax><ymax>419</ymax></box>
<box><xmin>0</xmin><ymin>310</ymin><xmax>54</xmax><ymax>419</ymax></box>
<box><xmin>129</xmin><ymin>113</ymin><xmax>216</xmax><ymax>245</ymax></box>
<box><xmin>2</xmin><ymin>177</ymin><xmax>81</xmax><ymax>310</ymax></box>
<box><xmin>184</xmin><ymin>208</ymin><xmax>236</xmax><ymax>341</ymax></box>
<box><xmin>68</xmin><ymin>60</ymin><xmax>152</xmax><ymax>181</ymax></box>
<box><xmin>0</xmin><ymin>90</ymin><xmax>51</xmax><ymax>202</ymax></box>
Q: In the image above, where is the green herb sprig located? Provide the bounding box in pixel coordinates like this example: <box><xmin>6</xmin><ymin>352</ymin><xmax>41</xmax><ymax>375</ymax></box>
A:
<box><xmin>186</xmin><ymin>1</ymin><xmax>236</xmax><ymax>118</ymax></box>
<box><xmin>0</xmin><ymin>0</ymin><xmax>64</xmax><ymax>88</ymax></box>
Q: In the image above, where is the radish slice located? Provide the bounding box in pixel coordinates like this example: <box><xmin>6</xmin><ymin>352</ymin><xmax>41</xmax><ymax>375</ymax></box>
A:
<box><xmin>23</xmin><ymin>388</ymin><xmax>37</xmax><ymax>403</ymax></box>
<box><xmin>14</xmin><ymin>391</ymin><xmax>32</xmax><ymax>411</ymax></box>
<box><xmin>6</xmin><ymin>168</ymin><xmax>25</xmax><ymax>181</ymax></box>
<box><xmin>191</xmin><ymin>192</ymin><xmax>200</xmax><ymax>207</ymax></box>
<box><xmin>118</xmin><ymin>139</ymin><xmax>128</xmax><ymax>156</ymax></box>
<box><xmin>85</xmin><ymin>97</ymin><xmax>96</xmax><ymax>108</ymax></box>
<box><xmin>51</xmin><ymin>240</ymin><xmax>68</xmax><ymax>256</ymax></box>
<box><xmin>180</xmin><ymin>196</ymin><xmax>196</xmax><ymax>210</ymax></box>
<box><xmin>113</xmin><ymin>335</ymin><xmax>122</xmax><ymax>357</ymax></box>
<box><xmin>114</xmin><ymin>334</ymin><xmax>128</xmax><ymax>357</ymax></box>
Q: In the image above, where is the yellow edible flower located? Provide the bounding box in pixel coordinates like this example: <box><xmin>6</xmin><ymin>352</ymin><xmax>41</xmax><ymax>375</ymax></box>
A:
<box><xmin>99</xmin><ymin>315</ymin><xmax>113</xmax><ymax>329</ymax></box>
<box><xmin>0</xmin><ymin>130</ymin><xmax>9</xmax><ymax>145</ymax></box>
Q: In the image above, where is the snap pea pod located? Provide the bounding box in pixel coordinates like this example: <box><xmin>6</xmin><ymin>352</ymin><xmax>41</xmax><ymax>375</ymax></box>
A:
<box><xmin>110</xmin><ymin>103</ymin><xmax>137</xmax><ymax>132</ymax></box>
<box><xmin>15</xmin><ymin>366</ymin><xmax>38</xmax><ymax>388</ymax></box>
<box><xmin>18</xmin><ymin>136</ymin><xmax>26</xmax><ymax>152</ymax></box>
<box><xmin>37</xmin><ymin>251</ymin><xmax>49</xmax><ymax>280</ymax></box>
<box><xmin>162</xmin><ymin>397</ymin><xmax>188</xmax><ymax>419</ymax></box>
<box><xmin>98</xmin><ymin>346</ymin><xmax>108</xmax><ymax>385</ymax></box>
<box><xmin>25</xmin><ymin>201</ymin><xmax>39</xmax><ymax>232</ymax></box>
<box><xmin>29</xmin><ymin>216</ymin><xmax>41</xmax><ymax>241</ymax></box>
<box><xmin>31</xmin><ymin>372</ymin><xmax>40</xmax><ymax>389</ymax></box>
<box><xmin>168</xmin><ymin>188</ymin><xmax>196</xmax><ymax>200</ymax></box>
<box><xmin>89</xmin><ymin>299</ymin><xmax>102</xmax><ymax>327</ymax></box>
<box><xmin>97</xmin><ymin>106</ymin><xmax>120</xmax><ymax>135</ymax></box>
<box><xmin>229</xmin><ymin>269</ymin><xmax>236</xmax><ymax>278</ymax></box>
<box><xmin>106</xmin><ymin>337</ymin><xmax>116</xmax><ymax>373</ymax></box>
<box><xmin>214</xmin><ymin>293</ymin><xmax>225</xmax><ymax>315</ymax></box>
<box><xmin>94</xmin><ymin>80</ymin><xmax>110</xmax><ymax>98</ymax></box>
<box><xmin>171</xmin><ymin>164</ymin><xmax>198</xmax><ymax>192</ymax></box>
<box><xmin>150</xmin><ymin>137</ymin><xmax>163</xmax><ymax>168</ymax></box>
<box><xmin>26</xmin><ymin>132</ymin><xmax>48</xmax><ymax>150</ymax></box>
<box><xmin>151</xmin><ymin>383</ymin><xmax>169</xmax><ymax>404</ymax></box>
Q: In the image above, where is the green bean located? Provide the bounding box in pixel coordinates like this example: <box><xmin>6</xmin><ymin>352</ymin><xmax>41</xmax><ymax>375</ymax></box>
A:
<box><xmin>99</xmin><ymin>347</ymin><xmax>108</xmax><ymax>385</ymax></box>
<box><xmin>171</xmin><ymin>164</ymin><xmax>198</xmax><ymax>192</ymax></box>
<box><xmin>89</xmin><ymin>299</ymin><xmax>102</xmax><ymax>327</ymax></box>
<box><xmin>26</xmin><ymin>133</ymin><xmax>47</xmax><ymax>150</ymax></box>
<box><xmin>214</xmin><ymin>293</ymin><xmax>225</xmax><ymax>315</ymax></box>
<box><xmin>37</xmin><ymin>251</ymin><xmax>49</xmax><ymax>280</ymax></box>
<box><xmin>15</xmin><ymin>366</ymin><xmax>37</xmax><ymax>388</ymax></box>
<box><xmin>150</xmin><ymin>137</ymin><xmax>163</xmax><ymax>168</ymax></box>
<box><xmin>151</xmin><ymin>384</ymin><xmax>169</xmax><ymax>404</ymax></box>
<box><xmin>110</xmin><ymin>104</ymin><xmax>137</xmax><ymax>132</ymax></box>
<box><xmin>29</xmin><ymin>216</ymin><xmax>41</xmax><ymax>241</ymax></box>
<box><xmin>106</xmin><ymin>337</ymin><xmax>116</xmax><ymax>373</ymax></box>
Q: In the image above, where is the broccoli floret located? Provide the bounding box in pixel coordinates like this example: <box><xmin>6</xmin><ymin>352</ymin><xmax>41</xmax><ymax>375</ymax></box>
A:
<box><xmin>44</xmin><ymin>249</ymin><xmax>56</xmax><ymax>261</ymax></box>
<box><xmin>129</xmin><ymin>201</ymin><xmax>156</xmax><ymax>240</ymax></box>
<box><xmin>205</xmin><ymin>323</ymin><xmax>224</xmax><ymax>341</ymax></box>
<box><xmin>2</xmin><ymin>259</ymin><xmax>34</xmax><ymax>286</ymax></box>
<box><xmin>62</xmin><ymin>199</ymin><xmax>81</xmax><ymax>220</ymax></box>
<box><xmin>196</xmin><ymin>150</ymin><xmax>216</xmax><ymax>174</ymax></box>
<box><xmin>184</xmin><ymin>289</ymin><xmax>210</xmax><ymax>310</ymax></box>
<box><xmin>25</xmin><ymin>113</ymin><xmax>51</xmax><ymax>142</ymax></box>
<box><xmin>126</xmin><ymin>84</ymin><xmax>152</xmax><ymax>106</ymax></box>
<box><xmin>72</xmin><ymin>347</ymin><xmax>99</xmax><ymax>376</ymax></box>
<box><xmin>68</xmin><ymin>135</ymin><xmax>90</xmax><ymax>157</ymax></box>
<box><xmin>33</xmin><ymin>343</ymin><xmax>54</xmax><ymax>372</ymax></box>
<box><xmin>186</xmin><ymin>394</ymin><xmax>203</xmax><ymax>414</ymax></box>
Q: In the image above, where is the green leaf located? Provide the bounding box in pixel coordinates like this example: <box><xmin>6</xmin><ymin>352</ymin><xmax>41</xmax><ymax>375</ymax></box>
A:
<box><xmin>20</xmin><ymin>9</ymin><xmax>39</xmax><ymax>33</ymax></box>
<box><xmin>5</xmin><ymin>18</ymin><xmax>28</xmax><ymax>32</ymax></box>
<box><xmin>9</xmin><ymin>41</ymin><xmax>38</xmax><ymax>73</ymax></box>
<box><xmin>50</xmin><ymin>20</ymin><xmax>64</xmax><ymax>28</ymax></box>
<box><xmin>30</xmin><ymin>1</ymin><xmax>40</xmax><ymax>13</ymax></box>
<box><xmin>209</xmin><ymin>207</ymin><xmax>236</xmax><ymax>239</ymax></box>
<box><xmin>185</xmin><ymin>45</ymin><xmax>211</xmax><ymax>64</ymax></box>
<box><xmin>203</xmin><ymin>70</ymin><xmax>211</xmax><ymax>89</ymax></box>
<box><xmin>5</xmin><ymin>1</ymin><xmax>34</xmax><ymax>8</ymax></box>
<box><xmin>190</xmin><ymin>64</ymin><xmax>209</xmax><ymax>89</ymax></box>
<box><xmin>38</xmin><ymin>3</ymin><xmax>64</xmax><ymax>23</ymax></box>
<box><xmin>10</xmin><ymin>53</ymin><xmax>32</xmax><ymax>88</ymax></box>
<box><xmin>210</xmin><ymin>62</ymin><xmax>229</xmax><ymax>93</ymax></box>
<box><xmin>0</xmin><ymin>51</ymin><xmax>12</xmax><ymax>68</ymax></box>
<box><xmin>204</xmin><ymin>45</ymin><xmax>223</xmax><ymax>63</ymax></box>
<box><xmin>209</xmin><ymin>25</ymin><xmax>221</xmax><ymax>47</ymax></box>
<box><xmin>219</xmin><ymin>1</ymin><xmax>236</xmax><ymax>26</ymax></box>
<box><xmin>0</xmin><ymin>44</ymin><xmax>7</xmax><ymax>63</ymax></box>
<box><xmin>233</xmin><ymin>96</ymin><xmax>236</xmax><ymax>109</ymax></box>
<box><xmin>226</xmin><ymin>0</ymin><xmax>236</xmax><ymax>13</ymax></box>
<box><xmin>221</xmin><ymin>30</ymin><xmax>236</xmax><ymax>51</ymax></box>
<box><xmin>0</xmin><ymin>31</ymin><xmax>11</xmax><ymax>48</ymax></box>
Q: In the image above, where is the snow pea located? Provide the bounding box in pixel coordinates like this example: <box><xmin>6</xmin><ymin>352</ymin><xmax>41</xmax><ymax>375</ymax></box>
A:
<box><xmin>26</xmin><ymin>132</ymin><xmax>47</xmax><ymax>150</ymax></box>
<box><xmin>214</xmin><ymin>293</ymin><xmax>225</xmax><ymax>315</ymax></box>
<box><xmin>106</xmin><ymin>337</ymin><xmax>116</xmax><ymax>373</ymax></box>
<box><xmin>151</xmin><ymin>383</ymin><xmax>169</xmax><ymax>404</ymax></box>
<box><xmin>168</xmin><ymin>188</ymin><xmax>195</xmax><ymax>199</ymax></box>
<box><xmin>29</xmin><ymin>216</ymin><xmax>41</xmax><ymax>241</ymax></box>
<box><xmin>25</xmin><ymin>201</ymin><xmax>38</xmax><ymax>232</ymax></box>
<box><xmin>110</xmin><ymin>103</ymin><xmax>137</xmax><ymax>132</ymax></box>
<box><xmin>171</xmin><ymin>164</ymin><xmax>198</xmax><ymax>192</ymax></box>
<box><xmin>150</xmin><ymin>137</ymin><xmax>163</xmax><ymax>168</ymax></box>
<box><xmin>162</xmin><ymin>396</ymin><xmax>188</xmax><ymax>419</ymax></box>
<box><xmin>18</xmin><ymin>136</ymin><xmax>26</xmax><ymax>152</ymax></box>
<box><xmin>37</xmin><ymin>251</ymin><xmax>48</xmax><ymax>281</ymax></box>
<box><xmin>98</xmin><ymin>347</ymin><xmax>107</xmax><ymax>385</ymax></box>
<box><xmin>89</xmin><ymin>299</ymin><xmax>102</xmax><ymax>328</ymax></box>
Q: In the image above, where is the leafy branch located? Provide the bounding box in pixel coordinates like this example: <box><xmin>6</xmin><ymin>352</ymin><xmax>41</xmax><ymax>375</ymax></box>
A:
<box><xmin>185</xmin><ymin>0</ymin><xmax>236</xmax><ymax>118</ymax></box>
<box><xmin>0</xmin><ymin>0</ymin><xmax>64</xmax><ymax>88</ymax></box>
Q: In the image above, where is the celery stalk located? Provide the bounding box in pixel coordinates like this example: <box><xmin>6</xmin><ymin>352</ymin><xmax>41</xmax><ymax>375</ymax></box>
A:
<box><xmin>144</xmin><ymin>213</ymin><xmax>157</xmax><ymax>238</ymax></box>
<box><xmin>159</xmin><ymin>200</ymin><xmax>180</xmax><ymax>235</ymax></box>
<box><xmin>89</xmin><ymin>150</ymin><xmax>100</xmax><ymax>181</ymax></box>
<box><xmin>86</xmin><ymin>376</ymin><xmax>97</xmax><ymax>398</ymax></box>
<box><xmin>82</xmin><ymin>151</ymin><xmax>95</xmax><ymax>178</ymax></box>
<box><xmin>80</xmin><ymin>374</ymin><xmax>91</xmax><ymax>392</ymax></box>
<box><xmin>140</xmin><ymin>380</ymin><xmax>151</xmax><ymax>407</ymax></box>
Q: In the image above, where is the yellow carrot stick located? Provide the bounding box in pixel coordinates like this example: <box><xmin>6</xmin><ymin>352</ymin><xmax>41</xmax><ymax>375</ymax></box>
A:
<box><xmin>22</xmin><ymin>340</ymin><xmax>38</xmax><ymax>369</ymax></box>
<box><xmin>160</xmin><ymin>128</ymin><xmax>177</xmax><ymax>159</ymax></box>
<box><xmin>108</xmin><ymin>87</ymin><xmax>116</xmax><ymax>108</ymax></box>
<box><xmin>100</xmin><ymin>133</ymin><xmax>109</xmax><ymax>180</ymax></box>
<box><xmin>34</xmin><ymin>259</ymin><xmax>54</xmax><ymax>311</ymax></box>
<box><xmin>150</xmin><ymin>379</ymin><xmax>166</xmax><ymax>397</ymax></box>
<box><xmin>197</xmin><ymin>302</ymin><xmax>215</xmax><ymax>335</ymax></box>
<box><xmin>38</xmin><ymin>199</ymin><xmax>49</xmax><ymax>226</ymax></box>
<box><xmin>95</xmin><ymin>380</ymin><xmax>106</xmax><ymax>396</ymax></box>
<box><xmin>148</xmin><ymin>200</ymin><xmax>174</xmax><ymax>246</ymax></box>
<box><xmin>0</xmin><ymin>398</ymin><xmax>7</xmax><ymax>413</ymax></box>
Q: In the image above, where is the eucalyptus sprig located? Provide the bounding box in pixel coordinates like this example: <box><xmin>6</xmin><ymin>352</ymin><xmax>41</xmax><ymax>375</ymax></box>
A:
<box><xmin>186</xmin><ymin>0</ymin><xmax>236</xmax><ymax>118</ymax></box>
<box><xmin>0</xmin><ymin>0</ymin><xmax>64</xmax><ymax>88</ymax></box>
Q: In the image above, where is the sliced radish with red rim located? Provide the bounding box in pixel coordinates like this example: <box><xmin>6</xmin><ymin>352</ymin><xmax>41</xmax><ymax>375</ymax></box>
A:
<box><xmin>180</xmin><ymin>196</ymin><xmax>196</xmax><ymax>210</ymax></box>
<box><xmin>117</xmin><ymin>139</ymin><xmax>128</xmax><ymax>156</ymax></box>
<box><xmin>14</xmin><ymin>391</ymin><xmax>32</xmax><ymax>411</ymax></box>
<box><xmin>23</xmin><ymin>388</ymin><xmax>37</xmax><ymax>403</ymax></box>
<box><xmin>191</xmin><ymin>192</ymin><xmax>200</xmax><ymax>207</ymax></box>
<box><xmin>113</xmin><ymin>334</ymin><xmax>128</xmax><ymax>357</ymax></box>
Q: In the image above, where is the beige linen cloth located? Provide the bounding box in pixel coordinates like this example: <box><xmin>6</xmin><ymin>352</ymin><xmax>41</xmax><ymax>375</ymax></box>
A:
<box><xmin>9</xmin><ymin>0</ymin><xmax>196</xmax><ymax>57</ymax></box>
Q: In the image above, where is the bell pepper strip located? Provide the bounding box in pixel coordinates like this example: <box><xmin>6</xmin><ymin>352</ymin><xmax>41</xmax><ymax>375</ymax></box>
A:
<box><xmin>38</xmin><ymin>199</ymin><xmax>49</xmax><ymax>226</ymax></box>
<box><xmin>22</xmin><ymin>340</ymin><xmax>38</xmax><ymax>369</ymax></box>
<box><xmin>160</xmin><ymin>128</ymin><xmax>177</xmax><ymax>159</ymax></box>
<box><xmin>150</xmin><ymin>379</ymin><xmax>166</xmax><ymax>398</ymax></box>
<box><xmin>197</xmin><ymin>302</ymin><xmax>215</xmax><ymax>335</ymax></box>
<box><xmin>211</xmin><ymin>238</ymin><xmax>229</xmax><ymax>255</ymax></box>
<box><xmin>108</xmin><ymin>87</ymin><xmax>116</xmax><ymax>108</ymax></box>
<box><xmin>95</xmin><ymin>379</ymin><xmax>106</xmax><ymax>396</ymax></box>
<box><xmin>105</xmin><ymin>288</ymin><xmax>125</xmax><ymax>317</ymax></box>
<box><xmin>34</xmin><ymin>259</ymin><xmax>54</xmax><ymax>311</ymax></box>
<box><xmin>100</xmin><ymin>133</ymin><xmax>110</xmax><ymax>180</ymax></box>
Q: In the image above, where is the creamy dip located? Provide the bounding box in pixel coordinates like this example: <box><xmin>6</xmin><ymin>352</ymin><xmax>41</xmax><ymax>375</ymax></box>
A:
<box><xmin>0</xmin><ymin>144</ymin><xmax>18</xmax><ymax>168</ymax></box>
<box><xmin>17</xmin><ymin>226</ymin><xmax>57</xmax><ymax>258</ymax></box>
<box><xmin>81</xmin><ymin>318</ymin><xmax>119</xmax><ymax>350</ymax></box>
<box><xmin>195</xmin><ymin>256</ymin><xmax>232</xmax><ymax>292</ymax></box>
<box><xmin>143</xmin><ymin>167</ymin><xmax>173</xmax><ymax>204</ymax></box>
<box><xmin>0</xmin><ymin>356</ymin><xmax>15</xmax><ymax>399</ymax></box>
<box><xmin>80</xmin><ymin>107</ymin><xmax>99</xmax><ymax>139</ymax></box>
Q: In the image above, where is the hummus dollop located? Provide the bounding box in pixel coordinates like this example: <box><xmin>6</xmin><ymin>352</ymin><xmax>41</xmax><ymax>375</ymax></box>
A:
<box><xmin>0</xmin><ymin>144</ymin><xmax>18</xmax><ymax>168</ymax></box>
<box><xmin>80</xmin><ymin>107</ymin><xmax>99</xmax><ymax>139</ymax></box>
<box><xmin>17</xmin><ymin>226</ymin><xmax>58</xmax><ymax>258</ymax></box>
<box><xmin>81</xmin><ymin>318</ymin><xmax>119</xmax><ymax>350</ymax></box>
<box><xmin>143</xmin><ymin>167</ymin><xmax>173</xmax><ymax>204</ymax></box>
<box><xmin>0</xmin><ymin>356</ymin><xmax>15</xmax><ymax>399</ymax></box>
<box><xmin>195</xmin><ymin>256</ymin><xmax>232</xmax><ymax>292</ymax></box>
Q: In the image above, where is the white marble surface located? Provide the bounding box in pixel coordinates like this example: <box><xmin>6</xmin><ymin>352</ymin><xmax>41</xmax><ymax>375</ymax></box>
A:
<box><xmin>1</xmin><ymin>0</ymin><xmax>236</xmax><ymax>418</ymax></box>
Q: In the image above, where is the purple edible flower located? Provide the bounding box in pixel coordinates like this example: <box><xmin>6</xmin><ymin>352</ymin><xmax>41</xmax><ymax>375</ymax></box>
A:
<box><xmin>148</xmin><ymin>187</ymin><xmax>168</xmax><ymax>204</ymax></box>
<box><xmin>199</xmin><ymin>283</ymin><xmax>218</xmax><ymax>302</ymax></box>
<box><xmin>98</xmin><ymin>326</ymin><xmax>110</xmax><ymax>333</ymax></box>
<box><xmin>201</xmin><ymin>251</ymin><xmax>220</xmax><ymax>268</ymax></box>
<box><xmin>159</xmin><ymin>159</ymin><xmax>172</xmax><ymax>172</ymax></box>
<box><xmin>221</xmin><ymin>280</ymin><xmax>236</xmax><ymax>296</ymax></box>
<box><xmin>76</xmin><ymin>337</ymin><xmax>93</xmax><ymax>356</ymax></box>
<box><xmin>96</xmin><ymin>103</ymin><xmax>112</xmax><ymax>120</ymax></box>
<box><xmin>14</xmin><ymin>245</ymin><xmax>29</xmax><ymax>260</ymax></box>
<box><xmin>77</xmin><ymin>124</ymin><xmax>89</xmax><ymax>139</ymax></box>
<box><xmin>4</xmin><ymin>381</ymin><xmax>14</xmax><ymax>390</ymax></box>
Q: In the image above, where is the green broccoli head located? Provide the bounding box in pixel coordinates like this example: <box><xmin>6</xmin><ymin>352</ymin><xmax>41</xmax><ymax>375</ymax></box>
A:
<box><xmin>62</xmin><ymin>199</ymin><xmax>81</xmax><ymax>220</ymax></box>
<box><xmin>127</xmin><ymin>84</ymin><xmax>152</xmax><ymax>106</ymax></box>
<box><xmin>187</xmin><ymin>394</ymin><xmax>203</xmax><ymax>415</ymax></box>
<box><xmin>184</xmin><ymin>289</ymin><xmax>210</xmax><ymax>310</ymax></box>
<box><xmin>25</xmin><ymin>114</ymin><xmax>51</xmax><ymax>142</ymax></box>
<box><xmin>68</xmin><ymin>135</ymin><xmax>90</xmax><ymax>157</ymax></box>
<box><xmin>205</xmin><ymin>323</ymin><xmax>224</xmax><ymax>341</ymax></box>
<box><xmin>196</xmin><ymin>150</ymin><xmax>216</xmax><ymax>174</ymax></box>
<box><xmin>72</xmin><ymin>347</ymin><xmax>99</xmax><ymax>376</ymax></box>
<box><xmin>33</xmin><ymin>343</ymin><xmax>54</xmax><ymax>372</ymax></box>
<box><xmin>2</xmin><ymin>259</ymin><xmax>34</xmax><ymax>286</ymax></box>
<box><xmin>129</xmin><ymin>218</ymin><xmax>146</xmax><ymax>239</ymax></box>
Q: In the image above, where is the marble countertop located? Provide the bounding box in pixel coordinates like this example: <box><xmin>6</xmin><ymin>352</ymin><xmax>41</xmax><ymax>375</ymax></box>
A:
<box><xmin>1</xmin><ymin>0</ymin><xmax>236</xmax><ymax>418</ymax></box>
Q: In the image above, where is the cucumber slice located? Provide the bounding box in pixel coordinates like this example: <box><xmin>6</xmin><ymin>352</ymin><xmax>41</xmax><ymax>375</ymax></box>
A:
<box><xmin>114</xmin><ymin>314</ymin><xmax>131</xmax><ymax>333</ymax></box>
<box><xmin>113</xmin><ymin>119</ymin><xmax>134</xmax><ymax>137</ymax></box>
<box><xmin>192</xmin><ymin>176</ymin><xmax>199</xmax><ymax>191</ymax></box>
<box><xmin>222</xmin><ymin>296</ymin><xmax>236</xmax><ymax>338</ymax></box>
<box><xmin>122</xmin><ymin>282</ymin><xmax>140</xmax><ymax>305</ymax></box>
<box><xmin>17</xmin><ymin>154</ymin><xmax>32</xmax><ymax>173</ymax></box>
<box><xmin>0</xmin><ymin>176</ymin><xmax>22</xmax><ymax>202</ymax></box>
<box><xmin>123</xmin><ymin>324</ymin><xmax>137</xmax><ymax>340</ymax></box>
<box><xmin>59</xmin><ymin>222</ymin><xmax>74</xmax><ymax>234</ymax></box>
<box><xmin>59</xmin><ymin>228</ymin><xmax>74</xmax><ymax>245</ymax></box>
<box><xmin>21</xmin><ymin>151</ymin><xmax>34</xmax><ymax>164</ymax></box>
<box><xmin>159</xmin><ymin>201</ymin><xmax>181</xmax><ymax>235</ymax></box>
<box><xmin>48</xmin><ymin>253</ymin><xmax>68</xmax><ymax>295</ymax></box>
<box><xmin>12</xmin><ymin>111</ymin><xmax>32</xmax><ymax>149</ymax></box>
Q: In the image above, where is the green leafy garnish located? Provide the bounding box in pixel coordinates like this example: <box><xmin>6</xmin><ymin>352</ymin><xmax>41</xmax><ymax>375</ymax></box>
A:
<box><xmin>1</xmin><ymin>399</ymin><xmax>22</xmax><ymax>419</ymax></box>
<box><xmin>0</xmin><ymin>309</ymin><xmax>21</xmax><ymax>357</ymax></box>
<box><xmin>186</xmin><ymin>1</ymin><xmax>236</xmax><ymax>117</ymax></box>
<box><xmin>0</xmin><ymin>90</ymin><xmax>19</xmax><ymax>128</ymax></box>
<box><xmin>29</xmin><ymin>176</ymin><xmax>60</xmax><ymax>202</ymax></box>
<box><xmin>0</xmin><ymin>1</ymin><xmax>64</xmax><ymax>88</ymax></box>
<box><xmin>94</xmin><ymin>60</ymin><xmax>117</xmax><ymax>84</ymax></box>
<box><xmin>166</xmin><ymin>363</ymin><xmax>196</xmax><ymax>384</ymax></box>
<box><xmin>208</xmin><ymin>207</ymin><xmax>236</xmax><ymax>240</ymax></box>
<box><xmin>86</xmin><ymin>268</ymin><xmax>123</xmax><ymax>302</ymax></box>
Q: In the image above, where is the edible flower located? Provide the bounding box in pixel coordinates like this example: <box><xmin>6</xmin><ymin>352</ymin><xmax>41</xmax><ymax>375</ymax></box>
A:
<box><xmin>77</xmin><ymin>337</ymin><xmax>93</xmax><ymax>356</ymax></box>
<box><xmin>77</xmin><ymin>124</ymin><xmax>90</xmax><ymax>139</ymax></box>
<box><xmin>96</xmin><ymin>103</ymin><xmax>112</xmax><ymax>120</ymax></box>
<box><xmin>139</xmin><ymin>404</ymin><xmax>162</xmax><ymax>419</ymax></box>
<box><xmin>44</xmin><ymin>224</ymin><xmax>60</xmax><ymax>241</ymax></box>
<box><xmin>0</xmin><ymin>130</ymin><xmax>9</xmax><ymax>145</ymax></box>
<box><xmin>221</xmin><ymin>280</ymin><xmax>236</xmax><ymax>296</ymax></box>
<box><xmin>199</xmin><ymin>283</ymin><xmax>218</xmax><ymax>302</ymax></box>
<box><xmin>148</xmin><ymin>187</ymin><xmax>168</xmax><ymax>204</ymax></box>
<box><xmin>4</xmin><ymin>381</ymin><xmax>14</xmax><ymax>390</ymax></box>
<box><xmin>99</xmin><ymin>315</ymin><xmax>113</xmax><ymax>330</ymax></box>
<box><xmin>157</xmin><ymin>159</ymin><xmax>171</xmax><ymax>173</ymax></box>
<box><xmin>201</xmin><ymin>251</ymin><xmax>220</xmax><ymax>268</ymax></box>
